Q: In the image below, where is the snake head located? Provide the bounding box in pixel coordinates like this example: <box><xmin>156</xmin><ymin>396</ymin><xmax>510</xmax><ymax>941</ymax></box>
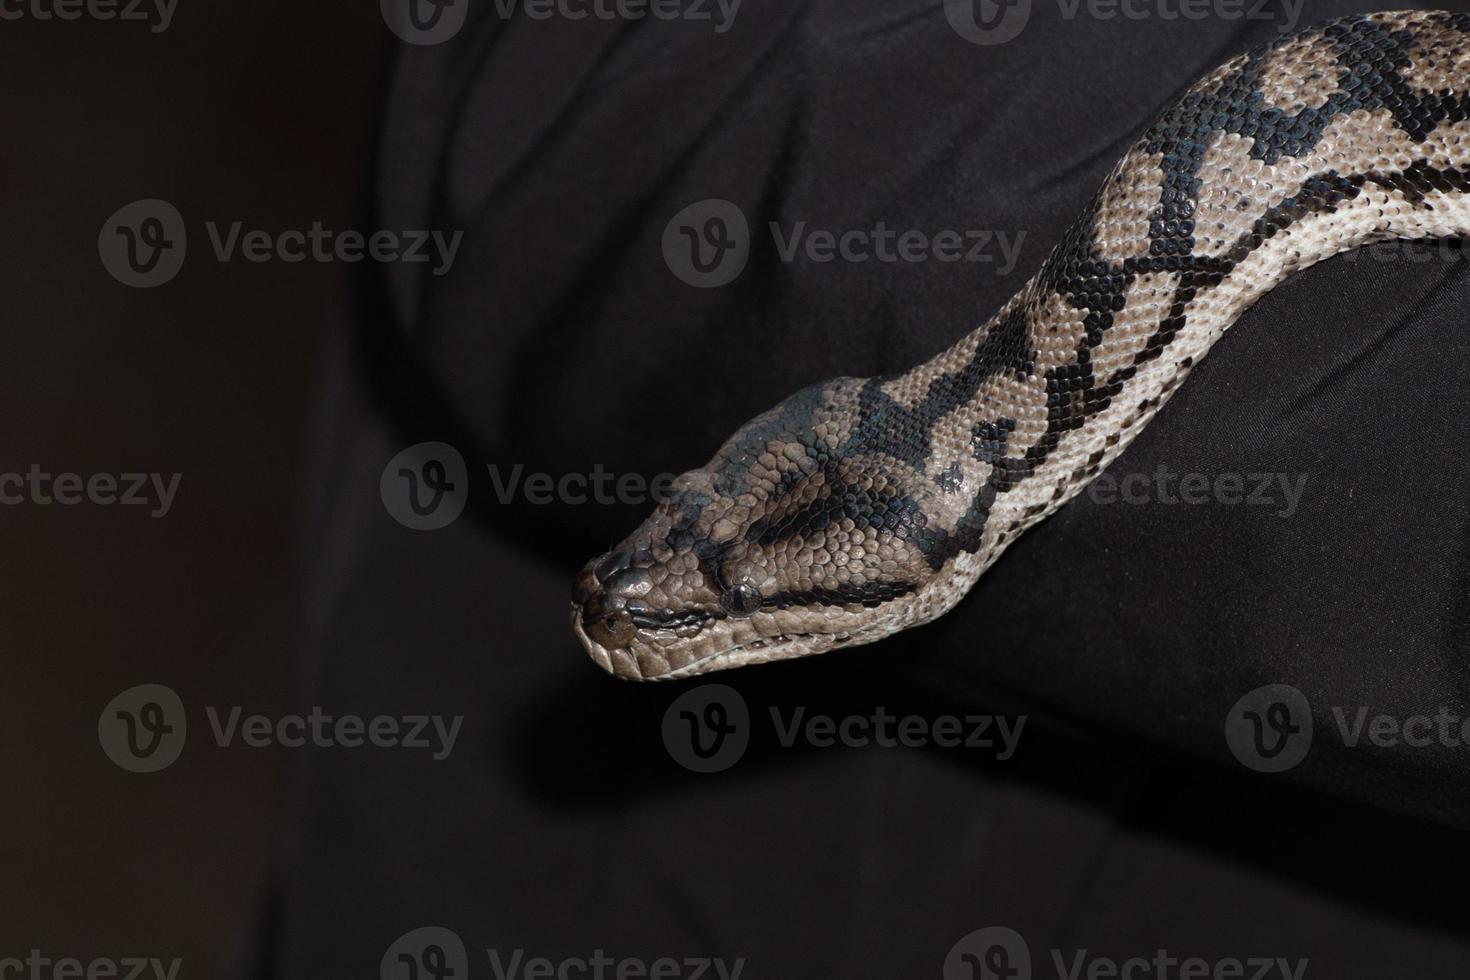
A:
<box><xmin>571</xmin><ymin>378</ymin><xmax>944</xmax><ymax>680</ymax></box>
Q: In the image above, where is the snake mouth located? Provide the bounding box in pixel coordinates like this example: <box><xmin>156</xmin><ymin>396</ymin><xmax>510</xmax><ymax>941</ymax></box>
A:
<box><xmin>570</xmin><ymin>604</ymin><xmax>851</xmax><ymax>681</ymax></box>
<box><xmin>629</xmin><ymin>608</ymin><xmax>714</xmax><ymax>632</ymax></box>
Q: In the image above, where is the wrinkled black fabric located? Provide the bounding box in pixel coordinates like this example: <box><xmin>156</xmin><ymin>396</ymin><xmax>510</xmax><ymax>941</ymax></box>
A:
<box><xmin>260</xmin><ymin>2</ymin><xmax>1470</xmax><ymax>976</ymax></box>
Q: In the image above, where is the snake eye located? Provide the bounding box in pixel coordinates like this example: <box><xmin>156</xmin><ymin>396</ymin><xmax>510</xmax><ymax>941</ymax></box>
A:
<box><xmin>720</xmin><ymin>582</ymin><xmax>762</xmax><ymax>617</ymax></box>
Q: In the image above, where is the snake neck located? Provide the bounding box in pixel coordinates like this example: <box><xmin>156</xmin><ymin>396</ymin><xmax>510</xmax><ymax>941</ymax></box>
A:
<box><xmin>862</xmin><ymin>9</ymin><xmax>1470</xmax><ymax>604</ymax></box>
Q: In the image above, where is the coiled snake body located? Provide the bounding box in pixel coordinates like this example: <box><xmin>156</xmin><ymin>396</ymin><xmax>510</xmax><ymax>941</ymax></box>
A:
<box><xmin>573</xmin><ymin>9</ymin><xmax>1470</xmax><ymax>680</ymax></box>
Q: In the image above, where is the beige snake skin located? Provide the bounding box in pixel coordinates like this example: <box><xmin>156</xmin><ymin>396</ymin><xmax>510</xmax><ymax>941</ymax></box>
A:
<box><xmin>572</xmin><ymin>9</ymin><xmax>1470</xmax><ymax>680</ymax></box>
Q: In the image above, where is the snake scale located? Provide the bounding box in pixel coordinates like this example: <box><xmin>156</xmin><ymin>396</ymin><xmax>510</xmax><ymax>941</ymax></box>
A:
<box><xmin>572</xmin><ymin>9</ymin><xmax>1470</xmax><ymax>680</ymax></box>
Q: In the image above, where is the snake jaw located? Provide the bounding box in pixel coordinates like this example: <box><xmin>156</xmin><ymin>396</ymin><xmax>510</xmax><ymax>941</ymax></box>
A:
<box><xmin>570</xmin><ymin>596</ymin><xmax>784</xmax><ymax>680</ymax></box>
<box><xmin>571</xmin><ymin>613</ymin><xmax>828</xmax><ymax>680</ymax></box>
<box><xmin>571</xmin><ymin>602</ymin><xmax>793</xmax><ymax>681</ymax></box>
<box><xmin>571</xmin><ymin>592</ymin><xmax>917</xmax><ymax>681</ymax></box>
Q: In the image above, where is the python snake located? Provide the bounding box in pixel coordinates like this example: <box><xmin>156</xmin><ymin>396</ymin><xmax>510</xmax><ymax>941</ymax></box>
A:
<box><xmin>572</xmin><ymin>9</ymin><xmax>1470</xmax><ymax>680</ymax></box>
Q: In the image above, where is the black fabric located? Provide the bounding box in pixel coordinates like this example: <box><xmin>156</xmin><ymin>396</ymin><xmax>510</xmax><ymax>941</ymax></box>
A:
<box><xmin>262</xmin><ymin>2</ymin><xmax>1470</xmax><ymax>975</ymax></box>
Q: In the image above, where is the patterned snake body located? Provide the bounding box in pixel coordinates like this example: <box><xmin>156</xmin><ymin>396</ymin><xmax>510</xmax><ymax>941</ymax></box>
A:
<box><xmin>572</xmin><ymin>9</ymin><xmax>1470</xmax><ymax>680</ymax></box>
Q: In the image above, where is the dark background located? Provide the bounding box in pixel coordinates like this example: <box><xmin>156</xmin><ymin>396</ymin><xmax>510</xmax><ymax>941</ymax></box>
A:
<box><xmin>0</xmin><ymin>3</ymin><xmax>385</xmax><ymax>972</ymax></box>
<box><xmin>6</xmin><ymin>1</ymin><xmax>1470</xmax><ymax>977</ymax></box>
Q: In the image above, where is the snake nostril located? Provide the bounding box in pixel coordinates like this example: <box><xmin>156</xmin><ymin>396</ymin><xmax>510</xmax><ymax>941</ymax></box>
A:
<box><xmin>594</xmin><ymin>548</ymin><xmax>633</xmax><ymax>584</ymax></box>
